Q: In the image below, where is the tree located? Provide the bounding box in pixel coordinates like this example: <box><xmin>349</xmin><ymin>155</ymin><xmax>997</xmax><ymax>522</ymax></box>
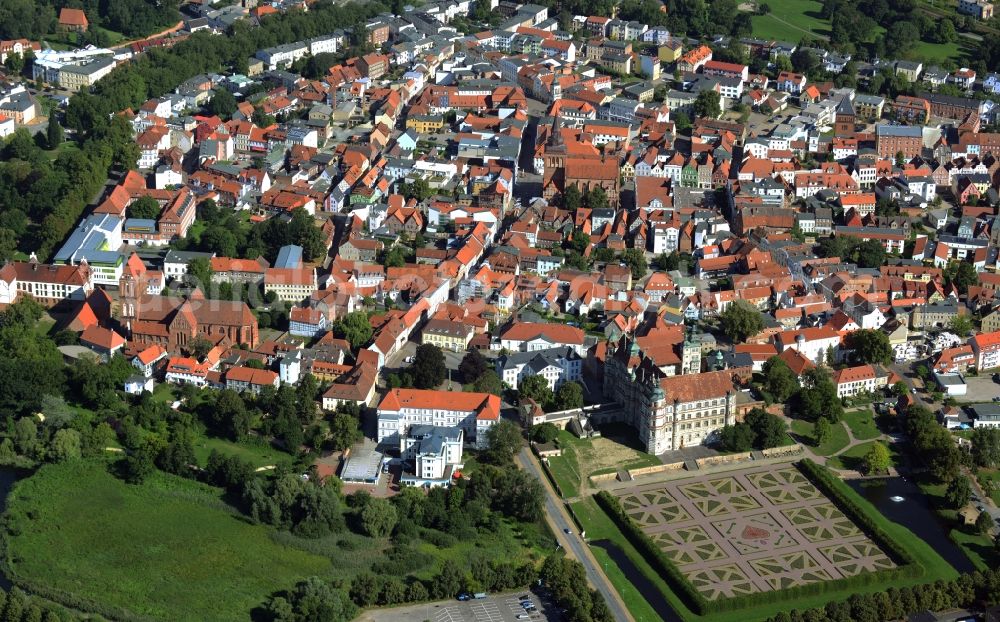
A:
<box><xmin>459</xmin><ymin>349</ymin><xmax>489</xmax><ymax>383</ymax></box>
<box><xmin>719</xmin><ymin>423</ymin><xmax>755</xmax><ymax>451</ymax></box>
<box><xmin>122</xmin><ymin>444</ymin><xmax>156</xmax><ymax>484</ymax></box>
<box><xmin>814</xmin><ymin>416</ymin><xmax>831</xmax><ymax>447</ymax></box>
<box><xmin>554</xmin><ymin>381</ymin><xmax>584</xmax><ymax>411</ymax></box>
<box><xmin>484</xmin><ymin>420</ymin><xmax>522</xmax><ymax>464</ymax></box>
<box><xmin>361</xmin><ymin>497</ymin><xmax>398</xmax><ymax>537</ymax></box>
<box><xmin>949</xmin><ymin>314</ymin><xmax>974</xmax><ymax>337</ymax></box>
<box><xmin>657</xmin><ymin>251</ymin><xmax>680</xmax><ymax>271</ymax></box>
<box><xmin>332</xmin><ymin>311</ymin><xmax>373</xmax><ymax>350</ymax></box>
<box><xmin>945</xmin><ymin>261</ymin><xmax>979</xmax><ymax>295</ymax></box>
<box><xmin>719</xmin><ymin>300</ymin><xmax>764</xmax><ymax>342</ymax></box>
<box><xmin>794</xmin><ymin>367</ymin><xmax>844</xmax><ymax>422</ymax></box>
<box><xmin>518</xmin><ymin>375</ymin><xmax>553</xmax><ymax>409</ymax></box>
<box><xmin>854</xmin><ymin>239</ymin><xmax>887</xmax><ymax>268</ymax></box>
<box><xmin>864</xmin><ymin>441</ymin><xmax>891</xmax><ymax>474</ymax></box>
<box><xmin>976</xmin><ymin>510</ymin><xmax>993</xmax><ymax>535</ymax></box>
<box><xmin>472</xmin><ymin>370</ymin><xmax>503</xmax><ymax>396</ymax></box>
<box><xmin>745</xmin><ymin>407</ymin><xmax>787</xmax><ymax>449</ymax></box>
<box><xmin>410</xmin><ymin>344</ymin><xmax>446</xmax><ymax>390</ymax></box>
<box><xmin>846</xmin><ymin>329</ymin><xmax>893</xmax><ymax>365</ymax></box>
<box><xmin>694</xmin><ymin>90</ymin><xmax>721</xmax><ymax>119</ymax></box>
<box><xmin>252</xmin><ymin>108</ymin><xmax>276</xmax><ymax>128</ymax></box>
<box><xmin>531</xmin><ymin>422</ymin><xmax>560</xmax><ymax>444</ymax></box>
<box><xmin>620</xmin><ymin>248</ymin><xmax>648</xmax><ymax>279</ymax></box>
<box><xmin>762</xmin><ymin>356</ymin><xmax>799</xmax><ymax>402</ymax></box>
<box><xmin>281</xmin><ymin>577</ymin><xmax>357</xmax><ymax>622</ymax></box>
<box><xmin>3</xmin><ymin>52</ymin><xmax>24</xmax><ymax>75</ymax></box>
<box><xmin>188</xmin><ymin>335</ymin><xmax>214</xmax><ymax>360</ymax></box>
<box><xmin>673</xmin><ymin>111</ymin><xmax>692</xmax><ymax>132</ymax></box>
<box><xmin>46</xmin><ymin>118</ymin><xmax>63</xmax><ymax>150</ymax></box>
<box><xmin>207</xmin><ymin>87</ymin><xmax>237</xmax><ymax>118</ymax></box>
<box><xmin>972</xmin><ymin>428</ymin><xmax>1000</xmax><ymax>468</ymax></box>
<box><xmin>945</xmin><ymin>476</ymin><xmax>972</xmax><ymax>509</ymax></box>
<box><xmin>127</xmin><ymin>195</ymin><xmax>162</xmax><ymax>220</ymax></box>
<box><xmin>328</xmin><ymin>412</ymin><xmax>362</xmax><ymax>451</ymax></box>
<box><xmin>563</xmin><ymin>184</ymin><xmax>581</xmax><ymax>211</ymax></box>
<box><xmin>49</xmin><ymin>428</ymin><xmax>82</xmax><ymax>462</ymax></box>
<box><xmin>893</xmin><ymin>381</ymin><xmax>909</xmax><ymax>397</ymax></box>
<box><xmin>13</xmin><ymin>416</ymin><xmax>37</xmax><ymax>455</ymax></box>
<box><xmin>584</xmin><ymin>186</ymin><xmax>609</xmax><ymax>210</ymax></box>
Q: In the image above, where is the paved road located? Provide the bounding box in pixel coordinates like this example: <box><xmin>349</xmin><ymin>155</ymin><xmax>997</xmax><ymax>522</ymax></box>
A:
<box><xmin>516</xmin><ymin>449</ymin><xmax>634</xmax><ymax>622</ymax></box>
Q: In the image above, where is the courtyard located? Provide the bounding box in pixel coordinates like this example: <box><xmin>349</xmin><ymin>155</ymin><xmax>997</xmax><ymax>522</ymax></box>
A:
<box><xmin>614</xmin><ymin>464</ymin><xmax>896</xmax><ymax>600</ymax></box>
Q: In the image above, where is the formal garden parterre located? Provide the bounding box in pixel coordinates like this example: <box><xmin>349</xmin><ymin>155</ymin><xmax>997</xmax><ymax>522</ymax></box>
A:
<box><xmin>595</xmin><ymin>459</ymin><xmax>929</xmax><ymax>617</ymax></box>
<box><xmin>612</xmin><ymin>464</ymin><xmax>896</xmax><ymax>600</ymax></box>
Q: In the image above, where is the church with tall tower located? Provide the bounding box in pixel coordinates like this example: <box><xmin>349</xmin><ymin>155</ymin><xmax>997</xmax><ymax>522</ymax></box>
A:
<box><xmin>540</xmin><ymin>116</ymin><xmax>621</xmax><ymax>207</ymax></box>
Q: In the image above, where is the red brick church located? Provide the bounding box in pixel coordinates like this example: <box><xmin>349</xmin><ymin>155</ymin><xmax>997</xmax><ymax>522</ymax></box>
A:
<box><xmin>541</xmin><ymin>117</ymin><xmax>621</xmax><ymax>207</ymax></box>
<box><xmin>119</xmin><ymin>254</ymin><xmax>259</xmax><ymax>351</ymax></box>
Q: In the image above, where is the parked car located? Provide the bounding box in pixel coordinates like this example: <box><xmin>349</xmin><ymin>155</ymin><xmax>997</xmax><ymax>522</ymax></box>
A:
<box><xmin>457</xmin><ymin>593</ymin><xmax>470</xmax><ymax>601</ymax></box>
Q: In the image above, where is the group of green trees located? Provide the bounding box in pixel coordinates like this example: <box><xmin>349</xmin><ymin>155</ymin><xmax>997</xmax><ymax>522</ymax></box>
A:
<box><xmin>459</xmin><ymin>349</ymin><xmax>504</xmax><ymax>396</ymax></box>
<box><xmin>759</xmin><ymin>357</ymin><xmax>846</xmax><ymax>426</ymax></box>
<box><xmin>0</xmin><ymin>588</ymin><xmax>74</xmax><ymax>622</ymax></box>
<box><xmin>519</xmin><ymin>376</ymin><xmax>585</xmax><ymax>414</ymax></box>
<box><xmin>904</xmin><ymin>403</ymin><xmax>962</xmax><ymax>482</ymax></box>
<box><xmin>0</xmin><ymin>118</ymin><xmax>134</xmax><ymax>261</ymax></box>
<box><xmin>817</xmin><ymin>235</ymin><xmax>887</xmax><ymax>269</ymax></box>
<box><xmin>765</xmin><ymin>566</ymin><xmax>1000</xmax><ymax>622</ymax></box>
<box><xmin>0</xmin><ymin>0</ymin><xmax>179</xmax><ymax>41</ymax></box>
<box><xmin>66</xmin><ymin>2</ymin><xmax>384</xmax><ymax>138</ymax></box>
<box><xmin>717</xmin><ymin>407</ymin><xmax>787</xmax><ymax>452</ymax></box>
<box><xmin>175</xmin><ymin>200</ymin><xmax>326</xmax><ymax>264</ymax></box>
<box><xmin>719</xmin><ymin>300</ymin><xmax>765</xmax><ymax>343</ymax></box>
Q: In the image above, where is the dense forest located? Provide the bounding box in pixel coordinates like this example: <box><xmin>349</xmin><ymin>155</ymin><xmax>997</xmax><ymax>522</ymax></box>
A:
<box><xmin>0</xmin><ymin>0</ymin><xmax>181</xmax><ymax>40</ymax></box>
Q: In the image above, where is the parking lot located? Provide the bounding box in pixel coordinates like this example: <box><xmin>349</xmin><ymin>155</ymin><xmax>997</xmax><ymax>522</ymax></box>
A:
<box><xmin>960</xmin><ymin>375</ymin><xmax>1000</xmax><ymax>403</ymax></box>
<box><xmin>435</xmin><ymin>594</ymin><xmax>556</xmax><ymax>622</ymax></box>
<box><xmin>357</xmin><ymin>592</ymin><xmax>558</xmax><ymax>622</ymax></box>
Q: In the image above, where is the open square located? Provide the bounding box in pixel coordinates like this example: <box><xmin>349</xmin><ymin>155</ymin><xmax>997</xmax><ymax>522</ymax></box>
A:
<box><xmin>613</xmin><ymin>465</ymin><xmax>896</xmax><ymax>600</ymax></box>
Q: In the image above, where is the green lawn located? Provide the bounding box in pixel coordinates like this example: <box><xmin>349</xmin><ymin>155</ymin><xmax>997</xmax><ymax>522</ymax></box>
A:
<box><xmin>748</xmin><ymin>0</ymin><xmax>831</xmax><ymax>41</ymax></box>
<box><xmin>826</xmin><ymin>440</ymin><xmax>899</xmax><ymax>471</ymax></box>
<box><xmin>843</xmin><ymin>409</ymin><xmax>881</xmax><ymax>441</ymax></box>
<box><xmin>978</xmin><ymin>468</ymin><xmax>1000</xmax><ymax>506</ymax></box>
<box><xmin>790</xmin><ymin>419</ymin><xmax>850</xmax><ymax>456</ymax></box>
<box><xmin>3</xmin><ymin>460</ymin><xmax>331</xmax><ymax>621</ymax></box>
<box><xmin>574</xmin><ymin>463</ymin><xmax>959</xmax><ymax>622</ymax></box>
<box><xmin>545</xmin><ymin>447</ymin><xmax>582</xmax><ymax>498</ymax></box>
<box><xmin>192</xmin><ymin>435</ymin><xmax>290</xmax><ymax>470</ymax></box>
<box><xmin>950</xmin><ymin>529</ymin><xmax>995</xmax><ymax>571</ymax></box>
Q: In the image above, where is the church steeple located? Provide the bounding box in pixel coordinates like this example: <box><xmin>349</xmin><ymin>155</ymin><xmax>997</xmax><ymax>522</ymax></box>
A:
<box><xmin>547</xmin><ymin>115</ymin><xmax>565</xmax><ymax>149</ymax></box>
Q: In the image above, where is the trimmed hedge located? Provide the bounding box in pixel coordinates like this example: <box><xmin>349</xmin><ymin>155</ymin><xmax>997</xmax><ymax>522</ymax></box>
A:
<box><xmin>595</xmin><ymin>490</ymin><xmax>708</xmax><ymax>614</ymax></box>
<box><xmin>594</xmin><ymin>460</ymin><xmax>923</xmax><ymax>615</ymax></box>
<box><xmin>797</xmin><ymin>458</ymin><xmax>917</xmax><ymax>568</ymax></box>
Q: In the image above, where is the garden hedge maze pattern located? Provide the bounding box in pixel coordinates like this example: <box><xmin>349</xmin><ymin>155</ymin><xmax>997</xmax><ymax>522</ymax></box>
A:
<box><xmin>614</xmin><ymin>465</ymin><xmax>895</xmax><ymax>599</ymax></box>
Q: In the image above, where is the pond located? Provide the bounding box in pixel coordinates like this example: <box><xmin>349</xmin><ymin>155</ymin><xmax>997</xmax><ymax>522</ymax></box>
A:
<box><xmin>849</xmin><ymin>476</ymin><xmax>975</xmax><ymax>573</ymax></box>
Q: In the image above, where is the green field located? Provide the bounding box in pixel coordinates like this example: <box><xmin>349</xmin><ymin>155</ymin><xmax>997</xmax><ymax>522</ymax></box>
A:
<box><xmin>826</xmin><ymin>440</ymin><xmax>899</xmax><ymax>471</ymax></box>
<box><xmin>790</xmin><ymin>418</ymin><xmax>850</xmax><ymax>456</ymax></box>
<box><xmin>746</xmin><ymin>0</ymin><xmax>967</xmax><ymax>64</ymax></box>
<box><xmin>749</xmin><ymin>0</ymin><xmax>831</xmax><ymax>42</ymax></box>
<box><xmin>2</xmin><ymin>461</ymin><xmax>330</xmax><ymax>621</ymax></box>
<box><xmin>574</xmin><ymin>462</ymin><xmax>959</xmax><ymax>622</ymax></box>
<box><xmin>843</xmin><ymin>409</ymin><xmax>881</xmax><ymax>441</ymax></box>
<box><xmin>2</xmin><ymin>458</ymin><xmax>553</xmax><ymax>621</ymax></box>
<box><xmin>192</xmin><ymin>436</ymin><xmax>291</xmax><ymax>469</ymax></box>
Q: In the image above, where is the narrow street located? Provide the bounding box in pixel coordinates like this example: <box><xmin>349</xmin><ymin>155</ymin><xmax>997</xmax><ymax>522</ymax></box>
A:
<box><xmin>515</xmin><ymin>448</ymin><xmax>634</xmax><ymax>622</ymax></box>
